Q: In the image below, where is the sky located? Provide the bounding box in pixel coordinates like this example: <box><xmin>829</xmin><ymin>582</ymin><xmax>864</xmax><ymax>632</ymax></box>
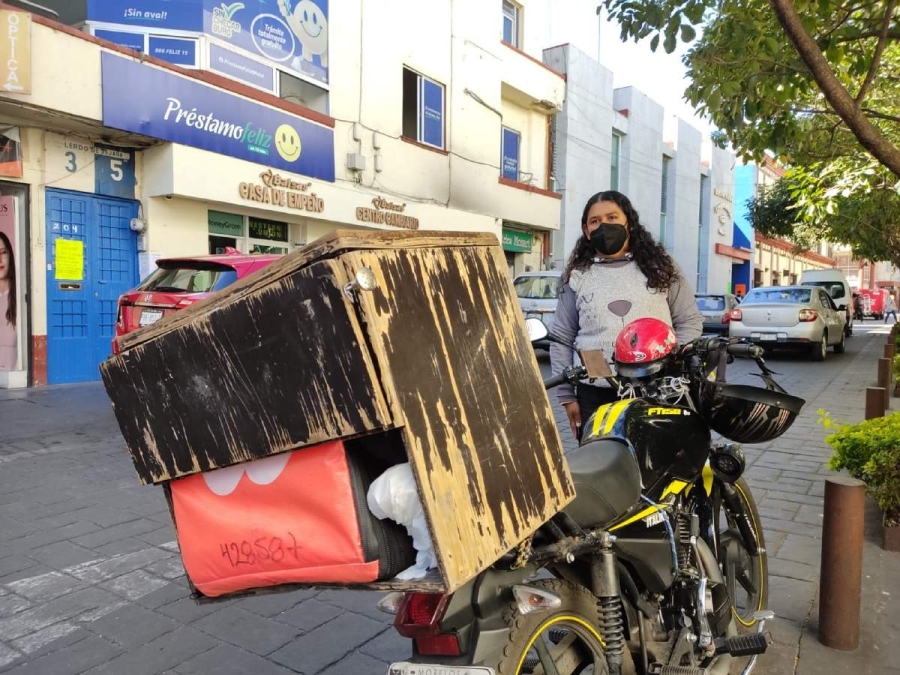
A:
<box><xmin>596</xmin><ymin>12</ymin><xmax>714</xmax><ymax>139</ymax></box>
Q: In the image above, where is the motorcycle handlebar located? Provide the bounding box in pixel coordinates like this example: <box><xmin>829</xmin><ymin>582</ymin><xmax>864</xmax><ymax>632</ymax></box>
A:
<box><xmin>726</xmin><ymin>343</ymin><xmax>764</xmax><ymax>359</ymax></box>
<box><xmin>543</xmin><ymin>373</ymin><xmax>567</xmax><ymax>390</ymax></box>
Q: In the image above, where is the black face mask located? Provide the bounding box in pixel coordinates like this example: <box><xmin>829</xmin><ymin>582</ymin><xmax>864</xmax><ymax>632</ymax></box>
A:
<box><xmin>589</xmin><ymin>224</ymin><xmax>629</xmax><ymax>256</ymax></box>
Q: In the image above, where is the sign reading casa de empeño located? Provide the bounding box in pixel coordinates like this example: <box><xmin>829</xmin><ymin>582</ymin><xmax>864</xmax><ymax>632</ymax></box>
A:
<box><xmin>238</xmin><ymin>169</ymin><xmax>325</xmax><ymax>213</ymax></box>
<box><xmin>355</xmin><ymin>197</ymin><xmax>420</xmax><ymax>230</ymax></box>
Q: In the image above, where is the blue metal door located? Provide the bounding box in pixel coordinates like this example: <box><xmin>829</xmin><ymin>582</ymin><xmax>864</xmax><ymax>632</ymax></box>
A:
<box><xmin>46</xmin><ymin>189</ymin><xmax>138</xmax><ymax>384</ymax></box>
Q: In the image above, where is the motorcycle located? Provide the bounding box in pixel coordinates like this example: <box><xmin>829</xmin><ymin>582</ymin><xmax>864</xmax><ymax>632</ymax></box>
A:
<box><xmin>382</xmin><ymin>317</ymin><xmax>805</xmax><ymax>675</ymax></box>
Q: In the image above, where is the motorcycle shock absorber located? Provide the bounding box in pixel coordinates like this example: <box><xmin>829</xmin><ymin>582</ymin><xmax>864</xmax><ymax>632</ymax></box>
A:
<box><xmin>592</xmin><ymin>532</ymin><xmax>625</xmax><ymax>675</ymax></box>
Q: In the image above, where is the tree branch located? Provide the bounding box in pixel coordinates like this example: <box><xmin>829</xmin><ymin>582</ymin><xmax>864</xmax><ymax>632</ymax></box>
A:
<box><xmin>769</xmin><ymin>0</ymin><xmax>900</xmax><ymax>177</ymax></box>
<box><xmin>854</xmin><ymin>0</ymin><xmax>897</xmax><ymax>105</ymax></box>
<box><xmin>834</xmin><ymin>30</ymin><xmax>900</xmax><ymax>42</ymax></box>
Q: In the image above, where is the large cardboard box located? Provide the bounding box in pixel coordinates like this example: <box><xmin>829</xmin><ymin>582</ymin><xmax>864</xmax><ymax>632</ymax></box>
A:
<box><xmin>102</xmin><ymin>230</ymin><xmax>574</xmax><ymax>592</ymax></box>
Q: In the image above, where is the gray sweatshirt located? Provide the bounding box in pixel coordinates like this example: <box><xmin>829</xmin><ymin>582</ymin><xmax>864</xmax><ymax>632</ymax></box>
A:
<box><xmin>549</xmin><ymin>257</ymin><xmax>703</xmax><ymax>404</ymax></box>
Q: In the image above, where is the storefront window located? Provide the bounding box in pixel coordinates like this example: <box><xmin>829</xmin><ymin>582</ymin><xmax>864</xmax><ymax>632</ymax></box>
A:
<box><xmin>208</xmin><ymin>211</ymin><xmax>290</xmax><ymax>255</ymax></box>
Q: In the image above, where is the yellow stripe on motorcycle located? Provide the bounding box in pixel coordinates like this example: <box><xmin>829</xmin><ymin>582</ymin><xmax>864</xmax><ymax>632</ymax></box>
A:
<box><xmin>590</xmin><ymin>402</ymin><xmax>615</xmax><ymax>437</ymax></box>
<box><xmin>609</xmin><ymin>503</ymin><xmax>672</xmax><ymax>531</ymax></box>
<box><xmin>702</xmin><ymin>462</ymin><xmax>714</xmax><ymax>496</ymax></box>
<box><xmin>661</xmin><ymin>480</ymin><xmax>689</xmax><ymax>499</ymax></box>
<box><xmin>603</xmin><ymin>399</ymin><xmax>631</xmax><ymax>435</ymax></box>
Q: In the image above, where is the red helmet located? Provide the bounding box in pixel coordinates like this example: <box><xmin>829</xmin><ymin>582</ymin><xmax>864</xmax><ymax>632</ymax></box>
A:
<box><xmin>614</xmin><ymin>317</ymin><xmax>678</xmax><ymax>378</ymax></box>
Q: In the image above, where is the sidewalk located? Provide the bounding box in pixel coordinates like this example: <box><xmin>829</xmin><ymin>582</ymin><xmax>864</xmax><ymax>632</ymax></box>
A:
<box><xmin>0</xmin><ymin>327</ymin><xmax>896</xmax><ymax>674</ymax></box>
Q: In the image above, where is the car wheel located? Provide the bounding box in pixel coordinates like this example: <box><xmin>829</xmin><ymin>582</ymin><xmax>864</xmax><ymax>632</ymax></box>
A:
<box><xmin>834</xmin><ymin>330</ymin><xmax>846</xmax><ymax>353</ymax></box>
<box><xmin>845</xmin><ymin>318</ymin><xmax>853</xmax><ymax>337</ymax></box>
<box><xmin>811</xmin><ymin>333</ymin><xmax>827</xmax><ymax>361</ymax></box>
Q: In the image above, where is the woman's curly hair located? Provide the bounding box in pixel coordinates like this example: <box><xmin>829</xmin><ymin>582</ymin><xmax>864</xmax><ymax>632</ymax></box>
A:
<box><xmin>562</xmin><ymin>190</ymin><xmax>679</xmax><ymax>291</ymax></box>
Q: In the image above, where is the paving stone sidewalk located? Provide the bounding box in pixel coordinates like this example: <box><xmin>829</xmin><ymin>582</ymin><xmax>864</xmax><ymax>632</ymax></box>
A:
<box><xmin>0</xmin><ymin>325</ymin><xmax>897</xmax><ymax>674</ymax></box>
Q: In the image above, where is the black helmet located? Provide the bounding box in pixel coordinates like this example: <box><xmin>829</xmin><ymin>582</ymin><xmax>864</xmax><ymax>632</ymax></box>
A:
<box><xmin>699</xmin><ymin>378</ymin><xmax>805</xmax><ymax>444</ymax></box>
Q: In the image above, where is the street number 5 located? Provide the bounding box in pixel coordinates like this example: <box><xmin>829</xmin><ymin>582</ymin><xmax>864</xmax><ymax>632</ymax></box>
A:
<box><xmin>109</xmin><ymin>159</ymin><xmax>123</xmax><ymax>181</ymax></box>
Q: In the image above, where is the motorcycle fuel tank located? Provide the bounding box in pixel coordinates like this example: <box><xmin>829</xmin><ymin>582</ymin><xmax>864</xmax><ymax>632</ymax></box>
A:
<box><xmin>583</xmin><ymin>398</ymin><xmax>711</xmax><ymax>498</ymax></box>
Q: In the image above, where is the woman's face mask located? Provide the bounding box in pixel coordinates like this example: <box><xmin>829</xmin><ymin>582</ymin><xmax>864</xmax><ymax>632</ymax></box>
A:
<box><xmin>589</xmin><ymin>224</ymin><xmax>629</xmax><ymax>257</ymax></box>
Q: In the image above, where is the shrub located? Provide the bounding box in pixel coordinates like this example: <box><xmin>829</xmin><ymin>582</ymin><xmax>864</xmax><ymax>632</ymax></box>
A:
<box><xmin>819</xmin><ymin>410</ymin><xmax>900</xmax><ymax>526</ymax></box>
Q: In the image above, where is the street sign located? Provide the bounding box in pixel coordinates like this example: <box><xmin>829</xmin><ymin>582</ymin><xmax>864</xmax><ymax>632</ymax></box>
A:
<box><xmin>0</xmin><ymin>10</ymin><xmax>31</xmax><ymax>94</ymax></box>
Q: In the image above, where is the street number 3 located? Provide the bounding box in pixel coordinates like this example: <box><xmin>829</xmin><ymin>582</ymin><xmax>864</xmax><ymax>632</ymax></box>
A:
<box><xmin>64</xmin><ymin>151</ymin><xmax>77</xmax><ymax>173</ymax></box>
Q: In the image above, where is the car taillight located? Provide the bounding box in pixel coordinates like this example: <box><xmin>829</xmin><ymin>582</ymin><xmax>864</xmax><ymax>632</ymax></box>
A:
<box><xmin>722</xmin><ymin>312</ymin><xmax>731</xmax><ymax>324</ymax></box>
<box><xmin>115</xmin><ymin>297</ymin><xmax>132</xmax><ymax>326</ymax></box>
<box><xmin>798</xmin><ymin>309</ymin><xmax>818</xmax><ymax>322</ymax></box>
<box><xmin>176</xmin><ymin>298</ymin><xmax>197</xmax><ymax>309</ymax></box>
<box><xmin>394</xmin><ymin>592</ymin><xmax>450</xmax><ymax>638</ymax></box>
<box><xmin>730</xmin><ymin>309</ymin><xmax>742</xmax><ymax>321</ymax></box>
<box><xmin>414</xmin><ymin>634</ymin><xmax>462</xmax><ymax>656</ymax></box>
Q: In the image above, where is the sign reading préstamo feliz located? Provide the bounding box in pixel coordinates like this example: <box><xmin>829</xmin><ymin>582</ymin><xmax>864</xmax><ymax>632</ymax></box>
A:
<box><xmin>100</xmin><ymin>52</ymin><xmax>335</xmax><ymax>181</ymax></box>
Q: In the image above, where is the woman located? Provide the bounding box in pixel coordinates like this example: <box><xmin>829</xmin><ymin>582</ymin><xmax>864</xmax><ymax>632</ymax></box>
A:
<box><xmin>550</xmin><ymin>191</ymin><xmax>703</xmax><ymax>439</ymax></box>
<box><xmin>0</xmin><ymin>231</ymin><xmax>16</xmax><ymax>370</ymax></box>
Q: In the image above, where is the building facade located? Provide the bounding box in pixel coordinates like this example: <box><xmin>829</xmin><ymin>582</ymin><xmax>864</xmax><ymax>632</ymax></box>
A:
<box><xmin>543</xmin><ymin>44</ymin><xmax>737</xmax><ymax>294</ymax></box>
<box><xmin>0</xmin><ymin>0</ymin><xmax>602</xmax><ymax>387</ymax></box>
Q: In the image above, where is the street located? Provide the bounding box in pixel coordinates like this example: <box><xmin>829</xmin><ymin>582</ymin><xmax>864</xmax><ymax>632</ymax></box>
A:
<box><xmin>0</xmin><ymin>324</ymin><xmax>898</xmax><ymax>674</ymax></box>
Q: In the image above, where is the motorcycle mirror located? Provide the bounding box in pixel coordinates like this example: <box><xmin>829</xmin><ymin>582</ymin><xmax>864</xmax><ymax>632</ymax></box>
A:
<box><xmin>524</xmin><ymin>317</ymin><xmax>549</xmax><ymax>343</ymax></box>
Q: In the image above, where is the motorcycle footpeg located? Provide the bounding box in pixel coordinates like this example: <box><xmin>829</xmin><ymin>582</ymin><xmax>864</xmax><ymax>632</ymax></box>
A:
<box><xmin>714</xmin><ymin>631</ymin><xmax>772</xmax><ymax>657</ymax></box>
<box><xmin>651</xmin><ymin>666</ymin><xmax>710</xmax><ymax>675</ymax></box>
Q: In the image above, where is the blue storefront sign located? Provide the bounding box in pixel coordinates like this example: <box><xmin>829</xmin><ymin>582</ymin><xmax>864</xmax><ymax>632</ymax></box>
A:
<box><xmin>203</xmin><ymin>0</ymin><xmax>329</xmax><ymax>85</ymax></box>
<box><xmin>209</xmin><ymin>43</ymin><xmax>275</xmax><ymax>91</ymax></box>
<box><xmin>95</xmin><ymin>29</ymin><xmax>145</xmax><ymax>52</ymax></box>
<box><xmin>101</xmin><ymin>53</ymin><xmax>334</xmax><ymax>181</ymax></box>
<box><xmin>87</xmin><ymin>0</ymin><xmax>203</xmax><ymax>31</ymax></box>
<box><xmin>420</xmin><ymin>78</ymin><xmax>443</xmax><ymax>149</ymax></box>
<box><xmin>501</xmin><ymin>127</ymin><xmax>520</xmax><ymax>181</ymax></box>
<box><xmin>148</xmin><ymin>36</ymin><xmax>198</xmax><ymax>66</ymax></box>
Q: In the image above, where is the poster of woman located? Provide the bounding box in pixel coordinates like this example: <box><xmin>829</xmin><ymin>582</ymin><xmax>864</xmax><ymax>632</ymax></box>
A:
<box><xmin>0</xmin><ymin>195</ymin><xmax>17</xmax><ymax>370</ymax></box>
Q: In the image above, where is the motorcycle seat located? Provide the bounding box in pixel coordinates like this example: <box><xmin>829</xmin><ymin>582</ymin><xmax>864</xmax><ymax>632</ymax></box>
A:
<box><xmin>563</xmin><ymin>437</ymin><xmax>642</xmax><ymax>529</ymax></box>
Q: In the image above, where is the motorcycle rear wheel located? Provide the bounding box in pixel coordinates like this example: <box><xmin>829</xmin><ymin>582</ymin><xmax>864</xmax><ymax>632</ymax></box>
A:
<box><xmin>715</xmin><ymin>477</ymin><xmax>768</xmax><ymax>632</ymax></box>
<box><xmin>496</xmin><ymin>579</ymin><xmax>610</xmax><ymax>675</ymax></box>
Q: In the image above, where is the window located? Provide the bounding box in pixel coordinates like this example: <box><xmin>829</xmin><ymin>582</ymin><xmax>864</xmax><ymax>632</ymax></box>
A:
<box><xmin>611</xmin><ymin>133</ymin><xmax>622</xmax><ymax>190</ymax></box>
<box><xmin>696</xmin><ymin>295</ymin><xmax>726</xmax><ymax>312</ymax></box>
<box><xmin>502</xmin><ymin>0</ymin><xmax>519</xmax><ymax>47</ymax></box>
<box><xmin>501</xmin><ymin>126</ymin><xmax>521</xmax><ymax>181</ymax></box>
<box><xmin>744</xmin><ymin>288</ymin><xmax>812</xmax><ymax>304</ymax></box>
<box><xmin>208</xmin><ymin>211</ymin><xmax>290</xmax><ymax>255</ymax></box>
<box><xmin>402</xmin><ymin>67</ymin><xmax>445</xmax><ymax>150</ymax></box>
<box><xmin>514</xmin><ymin>275</ymin><xmax>559</xmax><ymax>300</ymax></box>
<box><xmin>660</xmin><ymin>156</ymin><xmax>670</xmax><ymax>243</ymax></box>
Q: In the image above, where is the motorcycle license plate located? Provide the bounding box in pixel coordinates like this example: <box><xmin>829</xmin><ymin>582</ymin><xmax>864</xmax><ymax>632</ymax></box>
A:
<box><xmin>139</xmin><ymin>309</ymin><xmax>164</xmax><ymax>327</ymax></box>
<box><xmin>388</xmin><ymin>664</ymin><xmax>495</xmax><ymax>675</ymax></box>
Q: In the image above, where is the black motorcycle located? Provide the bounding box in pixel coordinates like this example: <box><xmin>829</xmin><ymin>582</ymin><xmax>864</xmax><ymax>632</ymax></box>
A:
<box><xmin>385</xmin><ymin>321</ymin><xmax>804</xmax><ymax>675</ymax></box>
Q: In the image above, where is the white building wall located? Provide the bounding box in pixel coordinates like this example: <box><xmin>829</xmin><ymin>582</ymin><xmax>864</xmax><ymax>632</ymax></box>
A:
<box><xmin>543</xmin><ymin>44</ymin><xmax>615</xmax><ymax>268</ymax></box>
<box><xmin>703</xmin><ymin>144</ymin><xmax>737</xmax><ymax>293</ymax></box>
<box><xmin>612</xmin><ymin>87</ymin><xmax>664</xmax><ymax>241</ymax></box>
<box><xmin>667</xmin><ymin>119</ymin><xmax>703</xmax><ymax>291</ymax></box>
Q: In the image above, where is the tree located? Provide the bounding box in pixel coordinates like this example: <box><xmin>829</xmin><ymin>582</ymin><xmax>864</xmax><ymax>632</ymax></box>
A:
<box><xmin>599</xmin><ymin>0</ymin><xmax>900</xmax><ymax>261</ymax></box>
<box><xmin>748</xmin><ymin>166</ymin><xmax>900</xmax><ymax>268</ymax></box>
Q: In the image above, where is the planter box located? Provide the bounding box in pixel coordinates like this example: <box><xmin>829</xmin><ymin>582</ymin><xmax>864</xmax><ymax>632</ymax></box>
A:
<box><xmin>101</xmin><ymin>230</ymin><xmax>575</xmax><ymax>593</ymax></box>
<box><xmin>884</xmin><ymin>517</ymin><xmax>900</xmax><ymax>552</ymax></box>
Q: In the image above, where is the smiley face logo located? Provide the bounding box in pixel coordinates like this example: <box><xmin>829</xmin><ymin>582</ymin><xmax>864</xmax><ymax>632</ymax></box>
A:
<box><xmin>274</xmin><ymin>123</ymin><xmax>301</xmax><ymax>162</ymax></box>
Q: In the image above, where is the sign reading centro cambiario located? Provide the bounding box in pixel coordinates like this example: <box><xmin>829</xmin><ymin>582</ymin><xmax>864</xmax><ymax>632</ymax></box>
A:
<box><xmin>355</xmin><ymin>197</ymin><xmax>419</xmax><ymax>230</ymax></box>
<box><xmin>238</xmin><ymin>169</ymin><xmax>324</xmax><ymax>213</ymax></box>
<box><xmin>100</xmin><ymin>52</ymin><xmax>335</xmax><ymax>181</ymax></box>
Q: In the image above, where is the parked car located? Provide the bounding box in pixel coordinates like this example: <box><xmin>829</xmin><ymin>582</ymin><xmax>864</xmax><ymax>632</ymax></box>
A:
<box><xmin>800</xmin><ymin>268</ymin><xmax>853</xmax><ymax>335</ymax></box>
<box><xmin>728</xmin><ymin>285</ymin><xmax>846</xmax><ymax>361</ymax></box>
<box><xmin>695</xmin><ymin>293</ymin><xmax>738</xmax><ymax>335</ymax></box>
<box><xmin>513</xmin><ymin>270</ymin><xmax>561</xmax><ymax>349</ymax></box>
<box><xmin>111</xmin><ymin>250</ymin><xmax>282</xmax><ymax>354</ymax></box>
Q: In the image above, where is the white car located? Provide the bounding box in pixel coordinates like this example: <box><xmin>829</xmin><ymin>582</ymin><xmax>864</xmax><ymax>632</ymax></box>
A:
<box><xmin>800</xmin><ymin>268</ymin><xmax>853</xmax><ymax>335</ymax></box>
<box><xmin>728</xmin><ymin>285</ymin><xmax>846</xmax><ymax>361</ymax></box>
<box><xmin>513</xmin><ymin>270</ymin><xmax>561</xmax><ymax>349</ymax></box>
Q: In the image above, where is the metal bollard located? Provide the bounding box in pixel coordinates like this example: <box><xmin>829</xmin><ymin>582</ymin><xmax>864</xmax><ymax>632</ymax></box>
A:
<box><xmin>819</xmin><ymin>476</ymin><xmax>867</xmax><ymax>651</ymax></box>
<box><xmin>878</xmin><ymin>358</ymin><xmax>892</xmax><ymax>410</ymax></box>
<box><xmin>865</xmin><ymin>387</ymin><xmax>885</xmax><ymax>420</ymax></box>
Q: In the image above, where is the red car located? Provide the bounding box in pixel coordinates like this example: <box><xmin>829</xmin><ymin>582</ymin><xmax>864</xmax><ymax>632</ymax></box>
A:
<box><xmin>112</xmin><ymin>249</ymin><xmax>282</xmax><ymax>355</ymax></box>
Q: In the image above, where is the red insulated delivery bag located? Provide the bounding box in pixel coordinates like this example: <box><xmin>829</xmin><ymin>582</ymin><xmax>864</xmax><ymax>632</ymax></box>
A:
<box><xmin>169</xmin><ymin>439</ymin><xmax>416</xmax><ymax>597</ymax></box>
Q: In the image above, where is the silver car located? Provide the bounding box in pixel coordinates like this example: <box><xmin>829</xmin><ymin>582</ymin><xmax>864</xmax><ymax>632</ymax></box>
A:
<box><xmin>513</xmin><ymin>270</ymin><xmax>561</xmax><ymax>349</ymax></box>
<box><xmin>696</xmin><ymin>293</ymin><xmax>739</xmax><ymax>335</ymax></box>
<box><xmin>728</xmin><ymin>285</ymin><xmax>846</xmax><ymax>361</ymax></box>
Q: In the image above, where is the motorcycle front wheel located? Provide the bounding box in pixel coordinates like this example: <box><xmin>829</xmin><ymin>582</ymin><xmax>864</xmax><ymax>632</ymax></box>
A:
<box><xmin>496</xmin><ymin>579</ymin><xmax>610</xmax><ymax>675</ymax></box>
<box><xmin>715</xmin><ymin>477</ymin><xmax>769</xmax><ymax>632</ymax></box>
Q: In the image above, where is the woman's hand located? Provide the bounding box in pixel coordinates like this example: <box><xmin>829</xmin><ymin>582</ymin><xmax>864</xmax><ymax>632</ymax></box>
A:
<box><xmin>563</xmin><ymin>401</ymin><xmax>581</xmax><ymax>439</ymax></box>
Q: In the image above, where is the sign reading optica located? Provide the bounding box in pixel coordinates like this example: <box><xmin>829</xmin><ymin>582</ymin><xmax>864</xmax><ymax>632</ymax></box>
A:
<box><xmin>100</xmin><ymin>52</ymin><xmax>335</xmax><ymax>181</ymax></box>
